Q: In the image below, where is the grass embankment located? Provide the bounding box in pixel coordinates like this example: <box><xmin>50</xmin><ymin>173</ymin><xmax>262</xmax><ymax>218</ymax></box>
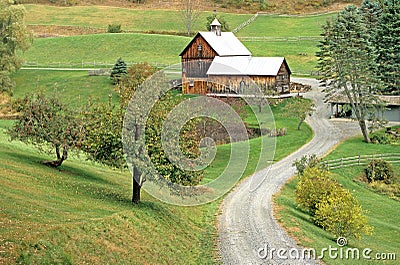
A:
<box><xmin>0</xmin><ymin>120</ymin><xmax>219</xmax><ymax>264</ymax></box>
<box><xmin>274</xmin><ymin>136</ymin><xmax>400</xmax><ymax>265</ymax></box>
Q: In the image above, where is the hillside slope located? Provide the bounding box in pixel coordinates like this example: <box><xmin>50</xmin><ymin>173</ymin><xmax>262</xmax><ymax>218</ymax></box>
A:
<box><xmin>24</xmin><ymin>0</ymin><xmax>361</xmax><ymax>14</ymax></box>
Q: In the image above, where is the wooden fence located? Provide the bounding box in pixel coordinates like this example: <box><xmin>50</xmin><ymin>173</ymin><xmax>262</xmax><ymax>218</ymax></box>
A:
<box><xmin>322</xmin><ymin>153</ymin><xmax>400</xmax><ymax>170</ymax></box>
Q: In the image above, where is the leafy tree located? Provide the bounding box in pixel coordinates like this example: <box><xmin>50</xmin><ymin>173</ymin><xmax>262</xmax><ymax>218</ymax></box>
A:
<box><xmin>206</xmin><ymin>14</ymin><xmax>230</xmax><ymax>32</ymax></box>
<box><xmin>375</xmin><ymin>0</ymin><xmax>400</xmax><ymax>95</ymax></box>
<box><xmin>0</xmin><ymin>0</ymin><xmax>33</xmax><ymax>95</ymax></box>
<box><xmin>317</xmin><ymin>5</ymin><xmax>383</xmax><ymax>143</ymax></box>
<box><xmin>8</xmin><ymin>92</ymin><xmax>84</xmax><ymax>167</ymax></box>
<box><xmin>81</xmin><ymin>97</ymin><xmax>125</xmax><ymax>169</ymax></box>
<box><xmin>114</xmin><ymin>62</ymin><xmax>157</xmax><ymax>108</ymax></box>
<box><xmin>314</xmin><ymin>187</ymin><xmax>373</xmax><ymax>240</ymax></box>
<box><xmin>282</xmin><ymin>97</ymin><xmax>315</xmax><ymax>130</ymax></box>
<box><xmin>110</xmin><ymin>58</ymin><xmax>127</xmax><ymax>84</ymax></box>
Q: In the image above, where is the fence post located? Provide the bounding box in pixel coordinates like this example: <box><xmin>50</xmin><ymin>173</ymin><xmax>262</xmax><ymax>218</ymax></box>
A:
<box><xmin>358</xmin><ymin>154</ymin><xmax>360</xmax><ymax>165</ymax></box>
<box><xmin>341</xmin><ymin>157</ymin><xmax>343</xmax><ymax>167</ymax></box>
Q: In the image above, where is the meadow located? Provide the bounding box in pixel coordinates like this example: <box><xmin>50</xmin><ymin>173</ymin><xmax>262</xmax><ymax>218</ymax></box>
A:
<box><xmin>21</xmin><ymin>5</ymin><xmax>335</xmax><ymax>74</ymax></box>
<box><xmin>274</xmin><ymin>136</ymin><xmax>400</xmax><ymax>265</ymax></box>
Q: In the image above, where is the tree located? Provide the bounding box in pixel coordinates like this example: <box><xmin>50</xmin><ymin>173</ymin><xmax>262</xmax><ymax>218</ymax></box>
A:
<box><xmin>0</xmin><ymin>0</ymin><xmax>33</xmax><ymax>95</ymax></box>
<box><xmin>375</xmin><ymin>0</ymin><xmax>400</xmax><ymax>95</ymax></box>
<box><xmin>206</xmin><ymin>14</ymin><xmax>230</xmax><ymax>32</ymax></box>
<box><xmin>283</xmin><ymin>97</ymin><xmax>315</xmax><ymax>130</ymax></box>
<box><xmin>317</xmin><ymin>5</ymin><xmax>383</xmax><ymax>143</ymax></box>
<box><xmin>114</xmin><ymin>62</ymin><xmax>157</xmax><ymax>108</ymax></box>
<box><xmin>181</xmin><ymin>0</ymin><xmax>200</xmax><ymax>36</ymax></box>
<box><xmin>8</xmin><ymin>92</ymin><xmax>84</xmax><ymax>167</ymax></box>
<box><xmin>110</xmin><ymin>58</ymin><xmax>127</xmax><ymax>84</ymax></box>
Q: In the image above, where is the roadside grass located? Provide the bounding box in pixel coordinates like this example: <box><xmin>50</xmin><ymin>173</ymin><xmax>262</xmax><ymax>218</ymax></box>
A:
<box><xmin>13</xmin><ymin>70</ymin><xmax>116</xmax><ymax>107</ymax></box>
<box><xmin>274</xmin><ymin>135</ymin><xmax>400</xmax><ymax>265</ymax></box>
<box><xmin>24</xmin><ymin>5</ymin><xmax>251</xmax><ymax>35</ymax></box>
<box><xmin>0</xmin><ymin>119</ymin><xmax>219</xmax><ymax>264</ymax></box>
<box><xmin>203</xmin><ymin>102</ymin><xmax>313</xmax><ymax>183</ymax></box>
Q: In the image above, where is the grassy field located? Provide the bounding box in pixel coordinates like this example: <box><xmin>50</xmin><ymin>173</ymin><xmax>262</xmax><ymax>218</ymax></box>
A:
<box><xmin>24</xmin><ymin>5</ymin><xmax>251</xmax><ymax>35</ymax></box>
<box><xmin>13</xmin><ymin>70</ymin><xmax>116</xmax><ymax>107</ymax></box>
<box><xmin>22</xmin><ymin>33</ymin><xmax>189</xmax><ymax>67</ymax></box>
<box><xmin>21</xmin><ymin>5</ymin><xmax>335</xmax><ymax>74</ymax></box>
<box><xmin>0</xmin><ymin>119</ymin><xmax>220</xmax><ymax>264</ymax></box>
<box><xmin>274</xmin><ymin>136</ymin><xmax>400</xmax><ymax>265</ymax></box>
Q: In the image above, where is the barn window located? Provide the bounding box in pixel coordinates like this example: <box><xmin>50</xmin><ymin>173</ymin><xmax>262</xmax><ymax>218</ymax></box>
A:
<box><xmin>197</xmin><ymin>43</ymin><xmax>203</xmax><ymax>58</ymax></box>
<box><xmin>189</xmin><ymin>80</ymin><xmax>194</xmax><ymax>87</ymax></box>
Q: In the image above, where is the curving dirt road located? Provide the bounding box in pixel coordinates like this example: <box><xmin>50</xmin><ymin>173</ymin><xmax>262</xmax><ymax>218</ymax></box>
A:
<box><xmin>218</xmin><ymin>78</ymin><xmax>361</xmax><ymax>264</ymax></box>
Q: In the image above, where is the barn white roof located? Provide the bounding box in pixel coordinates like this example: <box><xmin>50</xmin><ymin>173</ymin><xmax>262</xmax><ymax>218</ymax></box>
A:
<box><xmin>198</xmin><ymin>32</ymin><xmax>251</xmax><ymax>56</ymax></box>
<box><xmin>207</xmin><ymin>56</ymin><xmax>287</xmax><ymax>76</ymax></box>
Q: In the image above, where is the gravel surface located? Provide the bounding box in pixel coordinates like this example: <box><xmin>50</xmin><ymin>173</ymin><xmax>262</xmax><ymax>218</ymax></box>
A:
<box><xmin>218</xmin><ymin>78</ymin><xmax>361</xmax><ymax>265</ymax></box>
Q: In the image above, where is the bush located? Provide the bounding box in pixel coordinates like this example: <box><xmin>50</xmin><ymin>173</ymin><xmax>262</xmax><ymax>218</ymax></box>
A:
<box><xmin>295</xmin><ymin>167</ymin><xmax>339</xmax><ymax>214</ymax></box>
<box><xmin>314</xmin><ymin>187</ymin><xmax>373</xmax><ymax>240</ymax></box>
<box><xmin>365</xmin><ymin>159</ymin><xmax>395</xmax><ymax>184</ymax></box>
<box><xmin>107</xmin><ymin>24</ymin><xmax>122</xmax><ymax>33</ymax></box>
<box><xmin>292</xmin><ymin>154</ymin><xmax>325</xmax><ymax>176</ymax></box>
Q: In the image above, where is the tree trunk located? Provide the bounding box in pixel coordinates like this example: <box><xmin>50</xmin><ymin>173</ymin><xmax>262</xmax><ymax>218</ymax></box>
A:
<box><xmin>42</xmin><ymin>146</ymin><xmax>68</xmax><ymax>167</ymax></box>
<box><xmin>132</xmin><ymin>165</ymin><xmax>141</xmax><ymax>205</ymax></box>
<box><xmin>359</xmin><ymin>120</ymin><xmax>371</xmax><ymax>143</ymax></box>
<box><xmin>297</xmin><ymin>119</ymin><xmax>304</xmax><ymax>130</ymax></box>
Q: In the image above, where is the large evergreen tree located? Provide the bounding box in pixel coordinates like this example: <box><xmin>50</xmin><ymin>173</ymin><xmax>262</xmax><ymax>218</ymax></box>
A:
<box><xmin>317</xmin><ymin>5</ymin><xmax>382</xmax><ymax>143</ymax></box>
<box><xmin>375</xmin><ymin>0</ymin><xmax>400</xmax><ymax>95</ymax></box>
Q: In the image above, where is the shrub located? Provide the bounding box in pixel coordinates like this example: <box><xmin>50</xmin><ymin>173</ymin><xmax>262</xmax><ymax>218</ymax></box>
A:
<box><xmin>365</xmin><ymin>159</ymin><xmax>395</xmax><ymax>184</ymax></box>
<box><xmin>292</xmin><ymin>154</ymin><xmax>325</xmax><ymax>176</ymax></box>
<box><xmin>110</xmin><ymin>58</ymin><xmax>127</xmax><ymax>84</ymax></box>
<box><xmin>295</xmin><ymin>167</ymin><xmax>339</xmax><ymax>214</ymax></box>
<box><xmin>314</xmin><ymin>187</ymin><xmax>373</xmax><ymax>240</ymax></box>
<box><xmin>107</xmin><ymin>24</ymin><xmax>122</xmax><ymax>33</ymax></box>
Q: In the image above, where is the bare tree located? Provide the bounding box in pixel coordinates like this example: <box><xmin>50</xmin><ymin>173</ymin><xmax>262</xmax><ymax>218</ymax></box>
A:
<box><xmin>181</xmin><ymin>0</ymin><xmax>200</xmax><ymax>36</ymax></box>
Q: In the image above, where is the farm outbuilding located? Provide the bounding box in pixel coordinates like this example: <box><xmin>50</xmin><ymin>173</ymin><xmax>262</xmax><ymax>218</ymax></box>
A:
<box><xmin>180</xmin><ymin>19</ymin><xmax>291</xmax><ymax>95</ymax></box>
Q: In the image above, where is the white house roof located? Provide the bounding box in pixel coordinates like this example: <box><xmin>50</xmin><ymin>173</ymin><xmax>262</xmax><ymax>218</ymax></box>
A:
<box><xmin>207</xmin><ymin>56</ymin><xmax>288</xmax><ymax>76</ymax></box>
<box><xmin>198</xmin><ymin>31</ymin><xmax>251</xmax><ymax>56</ymax></box>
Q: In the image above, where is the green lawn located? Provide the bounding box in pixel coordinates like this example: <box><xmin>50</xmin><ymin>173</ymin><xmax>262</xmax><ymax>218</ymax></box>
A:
<box><xmin>21</xmin><ymin>5</ymin><xmax>336</xmax><ymax>74</ymax></box>
<box><xmin>274</xmin><ymin>136</ymin><xmax>400</xmax><ymax>265</ymax></box>
<box><xmin>0</xmin><ymin>119</ymin><xmax>219</xmax><ymax>264</ymax></box>
<box><xmin>22</xmin><ymin>33</ymin><xmax>190</xmax><ymax>67</ymax></box>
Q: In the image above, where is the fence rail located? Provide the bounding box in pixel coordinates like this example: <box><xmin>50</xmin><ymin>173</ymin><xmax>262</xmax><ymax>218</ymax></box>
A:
<box><xmin>322</xmin><ymin>153</ymin><xmax>400</xmax><ymax>170</ymax></box>
<box><xmin>238</xmin><ymin>36</ymin><xmax>322</xmax><ymax>42</ymax></box>
<box><xmin>23</xmin><ymin>61</ymin><xmax>176</xmax><ymax>70</ymax></box>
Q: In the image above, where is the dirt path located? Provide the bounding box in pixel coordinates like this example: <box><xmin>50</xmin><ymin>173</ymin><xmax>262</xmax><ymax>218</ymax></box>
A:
<box><xmin>218</xmin><ymin>78</ymin><xmax>360</xmax><ymax>264</ymax></box>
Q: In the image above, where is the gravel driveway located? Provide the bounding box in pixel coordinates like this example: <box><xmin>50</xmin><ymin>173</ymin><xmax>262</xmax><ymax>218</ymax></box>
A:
<box><xmin>218</xmin><ymin>78</ymin><xmax>361</xmax><ymax>264</ymax></box>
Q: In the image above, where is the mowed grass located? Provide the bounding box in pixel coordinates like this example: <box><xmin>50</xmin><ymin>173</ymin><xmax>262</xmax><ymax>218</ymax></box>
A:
<box><xmin>274</xmin><ymin>136</ymin><xmax>400</xmax><ymax>265</ymax></box>
<box><xmin>23</xmin><ymin>33</ymin><xmax>190</xmax><ymax>66</ymax></box>
<box><xmin>24</xmin><ymin>5</ymin><xmax>252</xmax><ymax>35</ymax></box>
<box><xmin>0</xmin><ymin>120</ymin><xmax>219</xmax><ymax>264</ymax></box>
<box><xmin>13</xmin><ymin>69</ymin><xmax>117</xmax><ymax>107</ymax></box>
<box><xmin>21</xmin><ymin>5</ymin><xmax>335</xmax><ymax>74</ymax></box>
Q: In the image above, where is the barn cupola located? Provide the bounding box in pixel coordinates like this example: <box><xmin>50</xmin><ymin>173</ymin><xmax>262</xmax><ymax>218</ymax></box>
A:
<box><xmin>210</xmin><ymin>18</ymin><xmax>221</xmax><ymax>36</ymax></box>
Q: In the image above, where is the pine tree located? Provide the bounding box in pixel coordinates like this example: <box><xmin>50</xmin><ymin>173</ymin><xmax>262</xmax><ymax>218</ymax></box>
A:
<box><xmin>110</xmin><ymin>57</ymin><xmax>127</xmax><ymax>84</ymax></box>
<box><xmin>317</xmin><ymin>6</ymin><xmax>382</xmax><ymax>143</ymax></box>
<box><xmin>375</xmin><ymin>0</ymin><xmax>400</xmax><ymax>95</ymax></box>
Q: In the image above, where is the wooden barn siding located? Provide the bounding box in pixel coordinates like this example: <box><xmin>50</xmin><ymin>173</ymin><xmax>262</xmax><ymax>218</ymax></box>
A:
<box><xmin>182</xmin><ymin>78</ymin><xmax>208</xmax><ymax>95</ymax></box>
<box><xmin>208</xmin><ymin>75</ymin><xmax>277</xmax><ymax>94</ymax></box>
